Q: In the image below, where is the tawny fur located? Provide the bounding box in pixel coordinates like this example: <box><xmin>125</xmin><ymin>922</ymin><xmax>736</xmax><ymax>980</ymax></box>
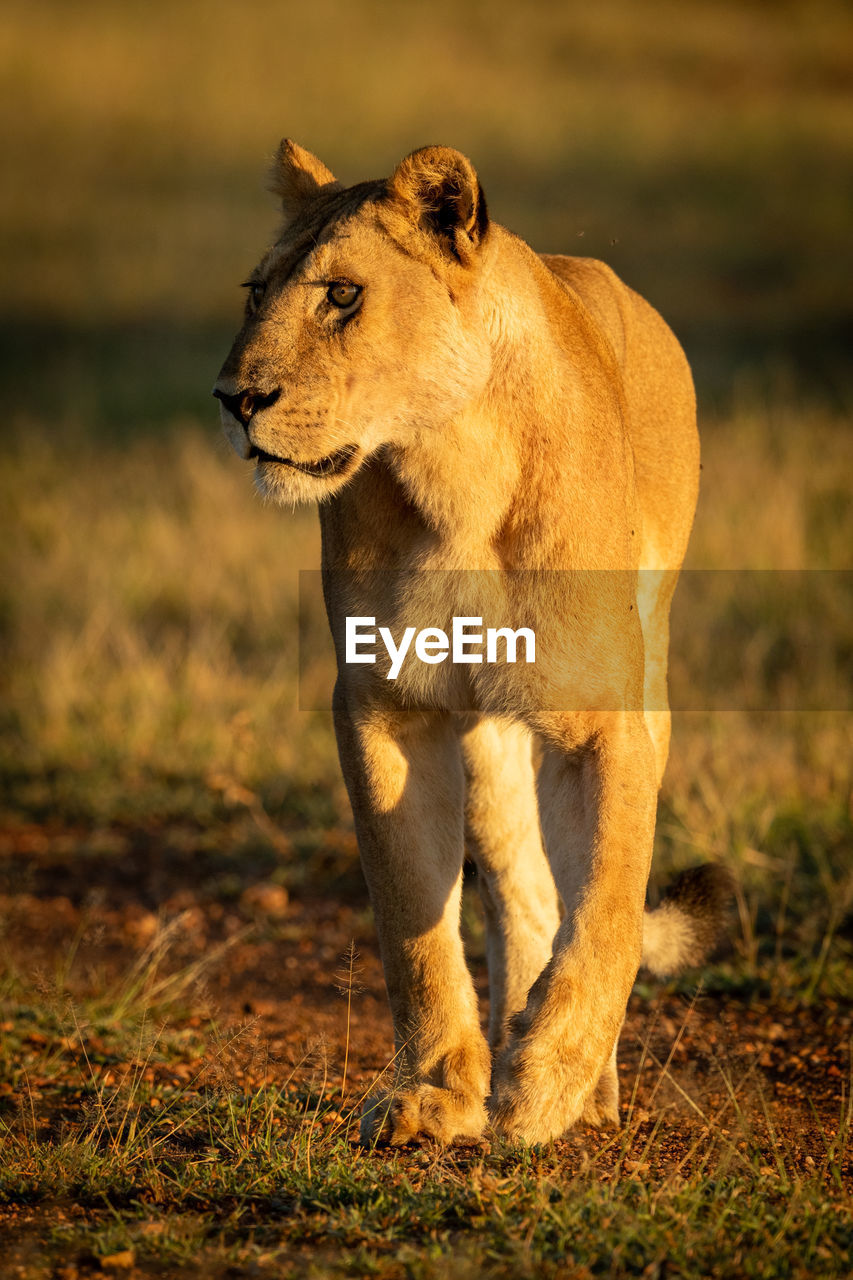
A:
<box><xmin>215</xmin><ymin>141</ymin><xmax>725</xmax><ymax>1147</ymax></box>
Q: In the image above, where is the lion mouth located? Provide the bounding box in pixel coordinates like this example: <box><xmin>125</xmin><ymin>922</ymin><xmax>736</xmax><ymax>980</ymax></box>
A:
<box><xmin>249</xmin><ymin>443</ymin><xmax>359</xmax><ymax>478</ymax></box>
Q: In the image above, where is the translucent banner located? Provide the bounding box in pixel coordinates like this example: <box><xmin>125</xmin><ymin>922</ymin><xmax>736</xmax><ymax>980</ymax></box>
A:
<box><xmin>297</xmin><ymin>570</ymin><xmax>852</xmax><ymax>713</ymax></box>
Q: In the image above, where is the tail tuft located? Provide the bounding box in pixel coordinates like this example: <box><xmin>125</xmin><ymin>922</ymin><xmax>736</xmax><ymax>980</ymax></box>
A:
<box><xmin>641</xmin><ymin>863</ymin><xmax>733</xmax><ymax>979</ymax></box>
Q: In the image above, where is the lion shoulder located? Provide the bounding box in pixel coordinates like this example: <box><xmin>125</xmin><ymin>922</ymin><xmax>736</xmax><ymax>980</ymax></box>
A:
<box><xmin>539</xmin><ymin>251</ymin><xmax>698</xmax><ymax>566</ymax></box>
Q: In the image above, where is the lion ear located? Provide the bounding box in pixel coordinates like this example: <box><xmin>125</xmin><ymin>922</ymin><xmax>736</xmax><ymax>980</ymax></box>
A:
<box><xmin>269</xmin><ymin>139</ymin><xmax>340</xmax><ymax>219</ymax></box>
<box><xmin>386</xmin><ymin>146</ymin><xmax>489</xmax><ymax>264</ymax></box>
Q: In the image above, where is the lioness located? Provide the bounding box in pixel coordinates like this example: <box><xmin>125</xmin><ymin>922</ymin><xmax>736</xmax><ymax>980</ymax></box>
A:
<box><xmin>215</xmin><ymin>141</ymin><xmax>727</xmax><ymax>1145</ymax></box>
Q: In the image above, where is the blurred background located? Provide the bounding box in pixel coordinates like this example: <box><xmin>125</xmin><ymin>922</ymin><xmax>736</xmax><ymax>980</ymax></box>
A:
<box><xmin>1</xmin><ymin>0</ymin><xmax>851</xmax><ymax>984</ymax></box>
<box><xmin>3</xmin><ymin>0</ymin><xmax>852</xmax><ymax>426</ymax></box>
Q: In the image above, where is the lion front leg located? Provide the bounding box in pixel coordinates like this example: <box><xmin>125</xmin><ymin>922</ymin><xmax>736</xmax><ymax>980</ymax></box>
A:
<box><xmin>333</xmin><ymin>692</ymin><xmax>491</xmax><ymax>1146</ymax></box>
<box><xmin>489</xmin><ymin>712</ymin><xmax>656</xmax><ymax>1144</ymax></box>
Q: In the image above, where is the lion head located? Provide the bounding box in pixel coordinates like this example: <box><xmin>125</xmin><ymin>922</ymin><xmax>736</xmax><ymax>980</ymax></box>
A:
<box><xmin>214</xmin><ymin>140</ymin><xmax>492</xmax><ymax>504</ymax></box>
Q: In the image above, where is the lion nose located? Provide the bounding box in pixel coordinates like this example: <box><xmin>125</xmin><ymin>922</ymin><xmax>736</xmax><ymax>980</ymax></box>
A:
<box><xmin>213</xmin><ymin>386</ymin><xmax>280</xmax><ymax>427</ymax></box>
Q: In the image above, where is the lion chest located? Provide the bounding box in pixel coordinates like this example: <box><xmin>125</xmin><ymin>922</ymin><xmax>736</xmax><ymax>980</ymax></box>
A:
<box><xmin>327</xmin><ymin>568</ymin><xmax>644</xmax><ymax>716</ymax></box>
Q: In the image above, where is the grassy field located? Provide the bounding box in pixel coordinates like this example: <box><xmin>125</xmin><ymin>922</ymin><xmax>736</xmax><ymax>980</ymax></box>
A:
<box><xmin>1</xmin><ymin>1</ymin><xmax>852</xmax><ymax>1276</ymax></box>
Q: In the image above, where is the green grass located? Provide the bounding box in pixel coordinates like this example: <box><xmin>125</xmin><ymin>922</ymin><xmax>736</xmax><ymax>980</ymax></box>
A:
<box><xmin>7</xmin><ymin>1146</ymin><xmax>851</xmax><ymax>1279</ymax></box>
<box><xmin>1</xmin><ymin>918</ymin><xmax>851</xmax><ymax>1280</ymax></box>
<box><xmin>1</xmin><ymin>963</ymin><xmax>851</xmax><ymax>1279</ymax></box>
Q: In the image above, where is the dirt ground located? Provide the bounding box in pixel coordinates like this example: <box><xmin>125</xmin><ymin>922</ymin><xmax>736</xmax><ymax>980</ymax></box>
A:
<box><xmin>1</xmin><ymin>820</ymin><xmax>851</xmax><ymax>1184</ymax></box>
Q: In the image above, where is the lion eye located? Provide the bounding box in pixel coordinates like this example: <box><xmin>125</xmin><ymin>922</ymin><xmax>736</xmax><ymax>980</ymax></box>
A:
<box><xmin>242</xmin><ymin>280</ymin><xmax>266</xmax><ymax>310</ymax></box>
<box><xmin>327</xmin><ymin>281</ymin><xmax>361</xmax><ymax>309</ymax></box>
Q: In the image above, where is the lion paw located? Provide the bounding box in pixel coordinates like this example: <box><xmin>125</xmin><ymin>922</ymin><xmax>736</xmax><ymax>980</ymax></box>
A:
<box><xmin>489</xmin><ymin>1061</ymin><xmax>620</xmax><ymax>1144</ymax></box>
<box><xmin>488</xmin><ymin>1086</ymin><xmax>576</xmax><ymax>1146</ymax></box>
<box><xmin>488</xmin><ymin>1040</ymin><xmax>603</xmax><ymax>1144</ymax></box>
<box><xmin>361</xmin><ymin>1084</ymin><xmax>487</xmax><ymax>1146</ymax></box>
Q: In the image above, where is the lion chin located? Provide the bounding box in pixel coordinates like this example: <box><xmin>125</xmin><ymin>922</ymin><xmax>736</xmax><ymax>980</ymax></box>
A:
<box><xmin>252</xmin><ymin>445</ymin><xmax>363</xmax><ymax>504</ymax></box>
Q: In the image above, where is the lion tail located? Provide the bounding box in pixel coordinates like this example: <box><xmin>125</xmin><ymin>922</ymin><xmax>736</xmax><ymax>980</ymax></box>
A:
<box><xmin>641</xmin><ymin>864</ymin><xmax>733</xmax><ymax>978</ymax></box>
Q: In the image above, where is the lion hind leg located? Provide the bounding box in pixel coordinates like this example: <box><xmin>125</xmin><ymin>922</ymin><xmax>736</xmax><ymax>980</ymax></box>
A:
<box><xmin>460</xmin><ymin>716</ymin><xmax>560</xmax><ymax>1053</ymax></box>
<box><xmin>636</xmin><ymin>563</ymin><xmax>675</xmax><ymax>789</ymax></box>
